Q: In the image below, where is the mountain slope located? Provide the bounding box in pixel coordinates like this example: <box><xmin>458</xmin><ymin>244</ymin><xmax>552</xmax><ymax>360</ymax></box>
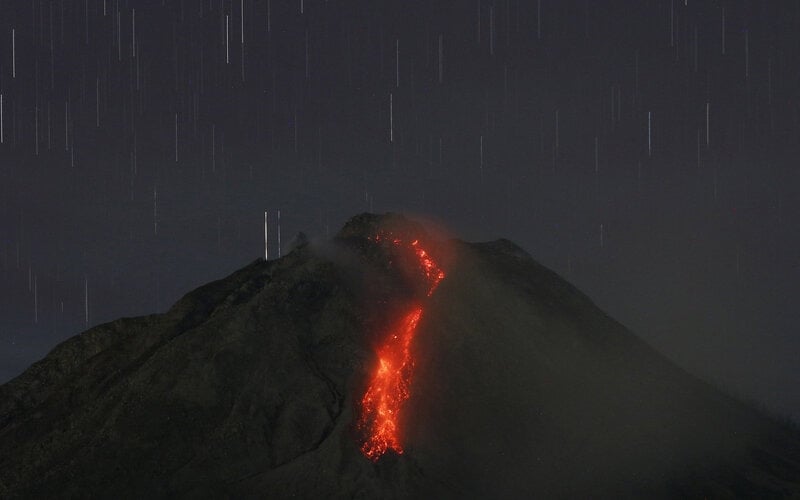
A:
<box><xmin>1</xmin><ymin>213</ymin><xmax>799</xmax><ymax>498</ymax></box>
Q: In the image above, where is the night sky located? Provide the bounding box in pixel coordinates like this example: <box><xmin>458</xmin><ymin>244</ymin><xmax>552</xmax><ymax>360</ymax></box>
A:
<box><xmin>0</xmin><ymin>0</ymin><xmax>798</xmax><ymax>420</ymax></box>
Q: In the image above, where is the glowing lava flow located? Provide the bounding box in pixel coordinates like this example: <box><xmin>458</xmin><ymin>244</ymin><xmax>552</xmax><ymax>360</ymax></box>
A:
<box><xmin>357</xmin><ymin>235</ymin><xmax>445</xmax><ymax>461</ymax></box>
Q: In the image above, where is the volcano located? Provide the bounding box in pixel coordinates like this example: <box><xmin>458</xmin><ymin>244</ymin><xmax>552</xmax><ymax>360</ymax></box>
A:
<box><xmin>1</xmin><ymin>213</ymin><xmax>799</xmax><ymax>498</ymax></box>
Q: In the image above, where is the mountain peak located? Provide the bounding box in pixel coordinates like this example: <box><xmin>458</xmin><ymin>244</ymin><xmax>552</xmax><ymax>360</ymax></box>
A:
<box><xmin>336</xmin><ymin>212</ymin><xmax>431</xmax><ymax>243</ymax></box>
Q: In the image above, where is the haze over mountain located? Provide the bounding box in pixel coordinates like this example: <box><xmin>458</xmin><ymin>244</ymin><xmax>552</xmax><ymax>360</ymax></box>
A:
<box><xmin>1</xmin><ymin>213</ymin><xmax>798</xmax><ymax>498</ymax></box>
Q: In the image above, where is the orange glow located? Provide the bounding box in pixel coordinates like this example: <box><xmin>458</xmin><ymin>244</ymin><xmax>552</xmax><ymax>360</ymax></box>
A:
<box><xmin>357</xmin><ymin>233</ymin><xmax>445</xmax><ymax>461</ymax></box>
<box><xmin>358</xmin><ymin>307</ymin><xmax>423</xmax><ymax>460</ymax></box>
<box><xmin>411</xmin><ymin>239</ymin><xmax>445</xmax><ymax>296</ymax></box>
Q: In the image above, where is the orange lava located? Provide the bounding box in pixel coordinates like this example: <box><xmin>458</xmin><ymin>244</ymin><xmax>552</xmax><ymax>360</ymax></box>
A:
<box><xmin>410</xmin><ymin>240</ymin><xmax>445</xmax><ymax>296</ymax></box>
<box><xmin>357</xmin><ymin>234</ymin><xmax>445</xmax><ymax>461</ymax></box>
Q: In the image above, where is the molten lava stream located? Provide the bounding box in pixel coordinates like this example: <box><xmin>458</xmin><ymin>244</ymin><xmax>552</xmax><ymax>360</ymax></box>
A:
<box><xmin>358</xmin><ymin>306</ymin><xmax>423</xmax><ymax>460</ymax></box>
<box><xmin>358</xmin><ymin>236</ymin><xmax>445</xmax><ymax>461</ymax></box>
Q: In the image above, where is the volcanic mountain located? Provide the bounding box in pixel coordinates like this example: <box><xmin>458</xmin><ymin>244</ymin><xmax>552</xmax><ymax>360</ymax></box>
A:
<box><xmin>1</xmin><ymin>213</ymin><xmax>799</xmax><ymax>498</ymax></box>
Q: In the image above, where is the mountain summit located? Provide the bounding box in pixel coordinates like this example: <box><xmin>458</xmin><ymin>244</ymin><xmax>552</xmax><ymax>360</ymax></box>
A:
<box><xmin>1</xmin><ymin>213</ymin><xmax>799</xmax><ymax>498</ymax></box>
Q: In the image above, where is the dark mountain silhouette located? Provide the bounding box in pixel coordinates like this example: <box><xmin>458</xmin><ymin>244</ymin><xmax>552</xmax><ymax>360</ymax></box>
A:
<box><xmin>1</xmin><ymin>213</ymin><xmax>799</xmax><ymax>498</ymax></box>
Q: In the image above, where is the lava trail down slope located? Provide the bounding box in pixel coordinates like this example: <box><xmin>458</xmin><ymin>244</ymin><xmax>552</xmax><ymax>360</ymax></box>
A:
<box><xmin>358</xmin><ymin>234</ymin><xmax>445</xmax><ymax>461</ymax></box>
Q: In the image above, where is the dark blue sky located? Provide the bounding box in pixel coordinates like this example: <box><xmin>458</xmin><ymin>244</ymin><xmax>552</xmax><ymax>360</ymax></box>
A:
<box><xmin>1</xmin><ymin>0</ymin><xmax>798</xmax><ymax>420</ymax></box>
